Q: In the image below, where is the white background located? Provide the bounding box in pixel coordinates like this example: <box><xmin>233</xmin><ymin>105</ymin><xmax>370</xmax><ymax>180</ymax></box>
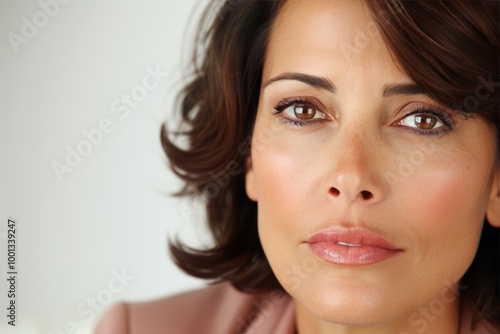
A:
<box><xmin>0</xmin><ymin>0</ymin><xmax>214</xmax><ymax>333</ymax></box>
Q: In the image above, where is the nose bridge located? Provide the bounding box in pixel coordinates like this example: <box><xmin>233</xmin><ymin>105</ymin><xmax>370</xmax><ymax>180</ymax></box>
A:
<box><xmin>327</xmin><ymin>120</ymin><xmax>384</xmax><ymax>203</ymax></box>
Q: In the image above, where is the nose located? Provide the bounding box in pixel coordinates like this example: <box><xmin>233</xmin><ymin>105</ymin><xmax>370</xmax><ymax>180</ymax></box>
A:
<box><xmin>326</xmin><ymin>130</ymin><xmax>386</xmax><ymax>204</ymax></box>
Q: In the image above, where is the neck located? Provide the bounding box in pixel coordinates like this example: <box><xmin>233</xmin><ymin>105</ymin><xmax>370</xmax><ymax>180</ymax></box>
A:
<box><xmin>295</xmin><ymin>297</ymin><xmax>461</xmax><ymax>334</ymax></box>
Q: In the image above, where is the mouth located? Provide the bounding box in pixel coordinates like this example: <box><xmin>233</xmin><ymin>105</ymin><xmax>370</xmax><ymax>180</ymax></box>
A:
<box><xmin>306</xmin><ymin>227</ymin><xmax>403</xmax><ymax>266</ymax></box>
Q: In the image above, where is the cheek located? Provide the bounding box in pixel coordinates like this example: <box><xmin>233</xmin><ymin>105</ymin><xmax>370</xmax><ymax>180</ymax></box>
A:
<box><xmin>251</xmin><ymin>128</ymin><xmax>326</xmax><ymax>270</ymax></box>
<box><xmin>252</xmin><ymin>143</ymin><xmax>316</xmax><ymax>238</ymax></box>
<box><xmin>395</xmin><ymin>151</ymin><xmax>490</xmax><ymax>279</ymax></box>
<box><xmin>250</xmin><ymin>117</ymin><xmax>326</xmax><ymax>223</ymax></box>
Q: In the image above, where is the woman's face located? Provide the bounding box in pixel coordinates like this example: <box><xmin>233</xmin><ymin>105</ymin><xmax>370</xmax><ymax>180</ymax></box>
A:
<box><xmin>245</xmin><ymin>0</ymin><xmax>500</xmax><ymax>330</ymax></box>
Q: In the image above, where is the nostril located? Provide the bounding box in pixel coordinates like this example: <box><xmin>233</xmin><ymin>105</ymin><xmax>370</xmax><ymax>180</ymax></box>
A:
<box><xmin>329</xmin><ymin>187</ymin><xmax>340</xmax><ymax>197</ymax></box>
<box><xmin>361</xmin><ymin>190</ymin><xmax>373</xmax><ymax>200</ymax></box>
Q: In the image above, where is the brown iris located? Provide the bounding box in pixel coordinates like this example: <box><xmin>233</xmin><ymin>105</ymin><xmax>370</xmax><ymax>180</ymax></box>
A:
<box><xmin>294</xmin><ymin>103</ymin><xmax>316</xmax><ymax>119</ymax></box>
<box><xmin>415</xmin><ymin>114</ymin><xmax>437</xmax><ymax>129</ymax></box>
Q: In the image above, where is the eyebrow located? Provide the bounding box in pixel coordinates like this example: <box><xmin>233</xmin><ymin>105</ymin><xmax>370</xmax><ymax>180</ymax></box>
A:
<box><xmin>263</xmin><ymin>72</ymin><xmax>336</xmax><ymax>92</ymax></box>
<box><xmin>382</xmin><ymin>83</ymin><xmax>424</xmax><ymax>97</ymax></box>
<box><xmin>264</xmin><ymin>72</ymin><xmax>425</xmax><ymax>97</ymax></box>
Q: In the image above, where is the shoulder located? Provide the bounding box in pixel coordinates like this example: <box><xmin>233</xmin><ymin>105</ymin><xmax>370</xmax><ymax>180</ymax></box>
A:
<box><xmin>93</xmin><ymin>302</ymin><xmax>129</xmax><ymax>334</ymax></box>
<box><xmin>93</xmin><ymin>282</ymin><xmax>294</xmax><ymax>334</ymax></box>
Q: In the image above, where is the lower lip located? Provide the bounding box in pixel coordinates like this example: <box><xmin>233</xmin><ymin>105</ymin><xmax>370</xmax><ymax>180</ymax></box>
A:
<box><xmin>308</xmin><ymin>242</ymin><xmax>401</xmax><ymax>265</ymax></box>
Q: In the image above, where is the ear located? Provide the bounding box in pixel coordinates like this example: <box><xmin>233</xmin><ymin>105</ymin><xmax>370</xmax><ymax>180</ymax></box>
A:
<box><xmin>486</xmin><ymin>167</ymin><xmax>500</xmax><ymax>227</ymax></box>
<box><xmin>244</xmin><ymin>155</ymin><xmax>258</xmax><ymax>202</ymax></box>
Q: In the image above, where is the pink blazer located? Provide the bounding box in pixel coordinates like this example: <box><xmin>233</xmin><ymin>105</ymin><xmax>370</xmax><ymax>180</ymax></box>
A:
<box><xmin>94</xmin><ymin>282</ymin><xmax>497</xmax><ymax>334</ymax></box>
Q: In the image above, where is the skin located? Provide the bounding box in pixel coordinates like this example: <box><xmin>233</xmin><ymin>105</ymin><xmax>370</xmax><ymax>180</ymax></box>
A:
<box><xmin>244</xmin><ymin>0</ymin><xmax>500</xmax><ymax>333</ymax></box>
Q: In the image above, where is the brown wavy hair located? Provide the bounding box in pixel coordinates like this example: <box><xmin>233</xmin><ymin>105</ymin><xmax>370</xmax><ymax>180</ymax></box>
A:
<box><xmin>161</xmin><ymin>0</ymin><xmax>499</xmax><ymax>329</ymax></box>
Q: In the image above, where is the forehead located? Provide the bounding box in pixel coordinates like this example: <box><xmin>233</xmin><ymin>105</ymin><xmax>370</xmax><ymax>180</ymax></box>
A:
<box><xmin>263</xmin><ymin>0</ymin><xmax>409</xmax><ymax>87</ymax></box>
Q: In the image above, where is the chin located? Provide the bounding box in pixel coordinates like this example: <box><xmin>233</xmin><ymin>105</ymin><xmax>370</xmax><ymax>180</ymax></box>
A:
<box><xmin>285</xmin><ymin>272</ymin><xmax>408</xmax><ymax>326</ymax></box>
<box><xmin>304</xmin><ymin>299</ymin><xmax>405</xmax><ymax>327</ymax></box>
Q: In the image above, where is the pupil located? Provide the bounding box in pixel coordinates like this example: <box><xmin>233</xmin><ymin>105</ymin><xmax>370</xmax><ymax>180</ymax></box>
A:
<box><xmin>415</xmin><ymin>114</ymin><xmax>437</xmax><ymax>129</ymax></box>
<box><xmin>294</xmin><ymin>104</ymin><xmax>315</xmax><ymax>119</ymax></box>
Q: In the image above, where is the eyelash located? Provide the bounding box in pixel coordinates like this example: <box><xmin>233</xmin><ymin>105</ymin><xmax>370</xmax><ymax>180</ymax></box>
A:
<box><xmin>398</xmin><ymin>107</ymin><xmax>453</xmax><ymax>137</ymax></box>
<box><xmin>273</xmin><ymin>97</ymin><xmax>453</xmax><ymax>137</ymax></box>
<box><xmin>273</xmin><ymin>97</ymin><xmax>327</xmax><ymax>128</ymax></box>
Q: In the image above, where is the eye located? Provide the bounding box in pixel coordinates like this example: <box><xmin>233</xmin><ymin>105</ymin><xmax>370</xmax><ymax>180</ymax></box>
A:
<box><xmin>274</xmin><ymin>97</ymin><xmax>327</xmax><ymax>125</ymax></box>
<box><xmin>273</xmin><ymin>98</ymin><xmax>328</xmax><ymax>129</ymax></box>
<box><xmin>394</xmin><ymin>107</ymin><xmax>453</xmax><ymax>137</ymax></box>
<box><xmin>399</xmin><ymin>113</ymin><xmax>443</xmax><ymax>130</ymax></box>
<box><xmin>285</xmin><ymin>103</ymin><xmax>324</xmax><ymax>120</ymax></box>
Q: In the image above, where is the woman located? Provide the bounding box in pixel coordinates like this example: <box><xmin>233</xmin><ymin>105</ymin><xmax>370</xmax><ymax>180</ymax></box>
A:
<box><xmin>95</xmin><ymin>0</ymin><xmax>500</xmax><ymax>333</ymax></box>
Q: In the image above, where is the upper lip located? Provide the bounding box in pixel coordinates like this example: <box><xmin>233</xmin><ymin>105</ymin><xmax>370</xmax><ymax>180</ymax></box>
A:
<box><xmin>306</xmin><ymin>227</ymin><xmax>402</xmax><ymax>251</ymax></box>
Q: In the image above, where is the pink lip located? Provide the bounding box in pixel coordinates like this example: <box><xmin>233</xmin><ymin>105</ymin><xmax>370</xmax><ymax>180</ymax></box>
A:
<box><xmin>306</xmin><ymin>228</ymin><xmax>403</xmax><ymax>266</ymax></box>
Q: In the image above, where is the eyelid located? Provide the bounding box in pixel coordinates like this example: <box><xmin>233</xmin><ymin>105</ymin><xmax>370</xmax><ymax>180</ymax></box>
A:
<box><xmin>274</xmin><ymin>96</ymin><xmax>328</xmax><ymax>115</ymax></box>
<box><xmin>392</xmin><ymin>103</ymin><xmax>455</xmax><ymax>138</ymax></box>
<box><xmin>399</xmin><ymin>103</ymin><xmax>454</xmax><ymax>128</ymax></box>
<box><xmin>273</xmin><ymin>97</ymin><xmax>330</xmax><ymax>129</ymax></box>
